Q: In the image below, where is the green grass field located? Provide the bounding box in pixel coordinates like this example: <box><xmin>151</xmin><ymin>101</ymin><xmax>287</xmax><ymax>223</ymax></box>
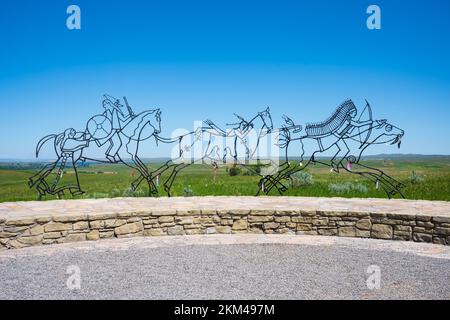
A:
<box><xmin>1</xmin><ymin>157</ymin><xmax>449</xmax><ymax>202</ymax></box>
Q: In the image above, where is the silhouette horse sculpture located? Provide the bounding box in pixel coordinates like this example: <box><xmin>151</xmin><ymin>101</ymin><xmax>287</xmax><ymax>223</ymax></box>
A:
<box><xmin>130</xmin><ymin>107</ymin><xmax>274</xmax><ymax>196</ymax></box>
<box><xmin>262</xmin><ymin>100</ymin><xmax>405</xmax><ymax>198</ymax></box>
<box><xmin>29</xmin><ymin>96</ymin><xmax>405</xmax><ymax>200</ymax></box>
<box><xmin>28</xmin><ymin>96</ymin><xmax>161</xmax><ymax>199</ymax></box>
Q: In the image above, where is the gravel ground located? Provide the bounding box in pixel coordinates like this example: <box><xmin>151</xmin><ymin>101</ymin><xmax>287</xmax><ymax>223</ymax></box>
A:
<box><xmin>0</xmin><ymin>235</ymin><xmax>449</xmax><ymax>300</ymax></box>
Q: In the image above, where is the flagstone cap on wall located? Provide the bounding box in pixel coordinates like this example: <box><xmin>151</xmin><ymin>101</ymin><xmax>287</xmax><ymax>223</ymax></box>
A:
<box><xmin>0</xmin><ymin>196</ymin><xmax>449</xmax><ymax>249</ymax></box>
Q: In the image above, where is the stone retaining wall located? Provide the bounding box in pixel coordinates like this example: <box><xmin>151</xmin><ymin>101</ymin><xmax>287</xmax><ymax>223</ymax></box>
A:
<box><xmin>1</xmin><ymin>197</ymin><xmax>449</xmax><ymax>249</ymax></box>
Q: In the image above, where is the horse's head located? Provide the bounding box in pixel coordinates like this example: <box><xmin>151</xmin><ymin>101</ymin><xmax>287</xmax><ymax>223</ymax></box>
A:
<box><xmin>152</xmin><ymin>109</ymin><xmax>162</xmax><ymax>134</ymax></box>
<box><xmin>258</xmin><ymin>107</ymin><xmax>273</xmax><ymax>131</ymax></box>
<box><xmin>370</xmin><ymin>119</ymin><xmax>404</xmax><ymax>149</ymax></box>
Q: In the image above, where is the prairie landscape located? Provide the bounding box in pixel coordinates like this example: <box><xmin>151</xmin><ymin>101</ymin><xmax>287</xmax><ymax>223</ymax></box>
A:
<box><xmin>1</xmin><ymin>155</ymin><xmax>449</xmax><ymax>202</ymax></box>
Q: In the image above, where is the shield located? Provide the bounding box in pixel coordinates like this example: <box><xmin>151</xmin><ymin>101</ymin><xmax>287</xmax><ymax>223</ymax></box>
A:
<box><xmin>87</xmin><ymin>115</ymin><xmax>112</xmax><ymax>140</ymax></box>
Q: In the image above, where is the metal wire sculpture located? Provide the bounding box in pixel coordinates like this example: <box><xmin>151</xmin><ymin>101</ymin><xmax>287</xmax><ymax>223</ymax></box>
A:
<box><xmin>261</xmin><ymin>99</ymin><xmax>405</xmax><ymax>198</ymax></box>
<box><xmin>28</xmin><ymin>95</ymin><xmax>161</xmax><ymax>199</ymax></box>
<box><xmin>29</xmin><ymin>96</ymin><xmax>405</xmax><ymax>199</ymax></box>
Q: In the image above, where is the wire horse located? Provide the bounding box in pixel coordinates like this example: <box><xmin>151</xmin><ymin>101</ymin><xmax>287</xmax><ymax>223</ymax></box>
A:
<box><xmin>262</xmin><ymin>99</ymin><xmax>405</xmax><ymax>198</ymax></box>
<box><xmin>29</xmin><ymin>97</ymin><xmax>405</xmax><ymax>199</ymax></box>
<box><xmin>28</xmin><ymin>95</ymin><xmax>162</xmax><ymax>199</ymax></box>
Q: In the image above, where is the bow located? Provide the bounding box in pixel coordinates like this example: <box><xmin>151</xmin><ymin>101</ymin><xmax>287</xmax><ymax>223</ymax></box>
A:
<box><xmin>358</xmin><ymin>99</ymin><xmax>373</xmax><ymax>148</ymax></box>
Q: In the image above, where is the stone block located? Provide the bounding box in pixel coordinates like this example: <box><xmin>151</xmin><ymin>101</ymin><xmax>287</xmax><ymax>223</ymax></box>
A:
<box><xmin>356</xmin><ymin>219</ymin><xmax>371</xmax><ymax>230</ymax></box>
<box><xmin>159</xmin><ymin>216</ymin><xmax>174</xmax><ymax>223</ymax></box>
<box><xmin>296</xmin><ymin>224</ymin><xmax>312</xmax><ymax>231</ymax></box>
<box><xmin>17</xmin><ymin>235</ymin><xmax>43</xmax><ymax>245</ymax></box>
<box><xmin>73</xmin><ymin>221</ymin><xmax>89</xmax><ymax>230</ymax></box>
<box><xmin>144</xmin><ymin>228</ymin><xmax>165</xmax><ymax>236</ymax></box>
<box><xmin>22</xmin><ymin>224</ymin><xmax>44</xmax><ymax>236</ymax></box>
<box><xmin>317</xmin><ymin>228</ymin><xmax>337</xmax><ymax>236</ymax></box>
<box><xmin>263</xmin><ymin>222</ymin><xmax>280</xmax><ymax>230</ymax></box>
<box><xmin>99</xmin><ymin>231</ymin><xmax>115</xmax><ymax>239</ymax></box>
<box><xmin>434</xmin><ymin>227</ymin><xmax>450</xmax><ymax>236</ymax></box>
<box><xmin>114</xmin><ymin>221</ymin><xmax>143</xmax><ymax>236</ymax></box>
<box><xmin>232</xmin><ymin>220</ymin><xmax>248</xmax><ymax>230</ymax></box>
<box><xmin>274</xmin><ymin>216</ymin><xmax>291</xmax><ymax>223</ymax></box>
<box><xmin>432</xmin><ymin>216</ymin><xmax>450</xmax><ymax>224</ymax></box>
<box><xmin>167</xmin><ymin>225</ymin><xmax>185</xmax><ymax>235</ymax></box>
<box><xmin>215</xmin><ymin>226</ymin><xmax>232</xmax><ymax>234</ymax></box>
<box><xmin>44</xmin><ymin>232</ymin><xmax>61</xmax><ymax>239</ymax></box>
<box><xmin>371</xmin><ymin>224</ymin><xmax>393</xmax><ymax>239</ymax></box>
<box><xmin>5</xmin><ymin>218</ymin><xmax>35</xmax><ymax>226</ymax></box>
<box><xmin>338</xmin><ymin>227</ymin><xmax>356</xmax><ymax>237</ymax></box>
<box><xmin>356</xmin><ymin>229</ymin><xmax>370</xmax><ymax>238</ymax></box>
<box><xmin>413</xmin><ymin>232</ymin><xmax>432</xmax><ymax>243</ymax></box>
<box><xmin>86</xmin><ymin>230</ymin><xmax>100</xmax><ymax>240</ymax></box>
<box><xmin>175</xmin><ymin>217</ymin><xmax>194</xmax><ymax>225</ymax></box>
<box><xmin>66</xmin><ymin>233</ymin><xmax>86</xmax><ymax>242</ymax></box>
<box><xmin>248</xmin><ymin>215</ymin><xmax>273</xmax><ymax>223</ymax></box>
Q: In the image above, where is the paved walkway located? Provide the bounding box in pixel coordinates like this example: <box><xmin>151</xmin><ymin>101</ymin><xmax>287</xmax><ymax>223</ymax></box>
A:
<box><xmin>0</xmin><ymin>235</ymin><xmax>449</xmax><ymax>299</ymax></box>
<box><xmin>1</xmin><ymin>196</ymin><xmax>450</xmax><ymax>220</ymax></box>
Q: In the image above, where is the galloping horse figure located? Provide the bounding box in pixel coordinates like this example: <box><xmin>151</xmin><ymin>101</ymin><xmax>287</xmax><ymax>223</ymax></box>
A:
<box><xmin>130</xmin><ymin>107</ymin><xmax>274</xmax><ymax>196</ymax></box>
<box><xmin>28</xmin><ymin>96</ymin><xmax>161</xmax><ymax>199</ymax></box>
<box><xmin>262</xmin><ymin>99</ymin><xmax>406</xmax><ymax>198</ymax></box>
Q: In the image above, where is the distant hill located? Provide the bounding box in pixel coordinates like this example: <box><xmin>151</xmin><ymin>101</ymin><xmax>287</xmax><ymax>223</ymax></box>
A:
<box><xmin>1</xmin><ymin>154</ymin><xmax>449</xmax><ymax>170</ymax></box>
<box><xmin>360</xmin><ymin>154</ymin><xmax>450</xmax><ymax>160</ymax></box>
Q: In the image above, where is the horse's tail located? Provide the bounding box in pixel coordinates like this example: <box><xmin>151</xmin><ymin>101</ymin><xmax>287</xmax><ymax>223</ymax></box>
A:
<box><xmin>36</xmin><ymin>134</ymin><xmax>57</xmax><ymax>158</ymax></box>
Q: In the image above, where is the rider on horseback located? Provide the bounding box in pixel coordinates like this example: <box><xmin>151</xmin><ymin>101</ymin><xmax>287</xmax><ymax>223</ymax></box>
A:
<box><xmin>100</xmin><ymin>95</ymin><xmax>134</xmax><ymax>162</ymax></box>
<box><xmin>204</xmin><ymin>113</ymin><xmax>254</xmax><ymax>139</ymax></box>
<box><xmin>300</xmin><ymin>99</ymin><xmax>375</xmax><ymax>171</ymax></box>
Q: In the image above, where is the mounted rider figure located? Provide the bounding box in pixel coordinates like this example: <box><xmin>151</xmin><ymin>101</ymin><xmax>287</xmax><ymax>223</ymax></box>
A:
<box><xmin>98</xmin><ymin>94</ymin><xmax>134</xmax><ymax>162</ymax></box>
<box><xmin>302</xmin><ymin>99</ymin><xmax>374</xmax><ymax>171</ymax></box>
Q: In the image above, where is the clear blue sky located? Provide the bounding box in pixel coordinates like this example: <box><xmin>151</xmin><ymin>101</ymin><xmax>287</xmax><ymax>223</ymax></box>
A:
<box><xmin>0</xmin><ymin>0</ymin><xmax>449</xmax><ymax>159</ymax></box>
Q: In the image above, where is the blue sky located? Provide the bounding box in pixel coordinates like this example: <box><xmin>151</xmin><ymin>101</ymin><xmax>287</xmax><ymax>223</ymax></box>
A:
<box><xmin>0</xmin><ymin>0</ymin><xmax>449</xmax><ymax>158</ymax></box>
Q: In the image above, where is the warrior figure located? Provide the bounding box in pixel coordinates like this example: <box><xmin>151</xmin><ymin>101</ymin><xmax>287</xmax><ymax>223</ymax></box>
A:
<box><xmin>97</xmin><ymin>95</ymin><xmax>134</xmax><ymax>162</ymax></box>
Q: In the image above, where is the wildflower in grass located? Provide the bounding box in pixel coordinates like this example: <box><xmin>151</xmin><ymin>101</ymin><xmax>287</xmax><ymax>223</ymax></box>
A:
<box><xmin>183</xmin><ymin>185</ymin><xmax>194</xmax><ymax>197</ymax></box>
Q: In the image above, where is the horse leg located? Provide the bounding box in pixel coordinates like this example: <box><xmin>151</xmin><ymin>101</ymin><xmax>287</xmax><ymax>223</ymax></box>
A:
<box><xmin>131</xmin><ymin>175</ymin><xmax>145</xmax><ymax>192</ymax></box>
<box><xmin>346</xmin><ymin>163</ymin><xmax>405</xmax><ymax>198</ymax></box>
<box><xmin>258</xmin><ymin>161</ymin><xmax>289</xmax><ymax>194</ymax></box>
<box><xmin>346</xmin><ymin>168</ymin><xmax>403</xmax><ymax>199</ymax></box>
<box><xmin>133</xmin><ymin>154</ymin><xmax>159</xmax><ymax>195</ymax></box>
<box><xmin>28</xmin><ymin>161</ymin><xmax>58</xmax><ymax>188</ymax></box>
<box><xmin>145</xmin><ymin>160</ymin><xmax>182</xmax><ymax>193</ymax></box>
<box><xmin>36</xmin><ymin>180</ymin><xmax>50</xmax><ymax>200</ymax></box>
<box><xmin>356</xmin><ymin>162</ymin><xmax>406</xmax><ymax>190</ymax></box>
<box><xmin>123</xmin><ymin>158</ymin><xmax>152</xmax><ymax>195</ymax></box>
<box><xmin>69</xmin><ymin>157</ymin><xmax>85</xmax><ymax>196</ymax></box>
<box><xmin>330</xmin><ymin>140</ymin><xmax>350</xmax><ymax>172</ymax></box>
<box><xmin>264</xmin><ymin>160</ymin><xmax>310</xmax><ymax>193</ymax></box>
<box><xmin>130</xmin><ymin>158</ymin><xmax>186</xmax><ymax>194</ymax></box>
<box><xmin>163</xmin><ymin>162</ymin><xmax>192</xmax><ymax>196</ymax></box>
<box><xmin>129</xmin><ymin>160</ymin><xmax>179</xmax><ymax>195</ymax></box>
